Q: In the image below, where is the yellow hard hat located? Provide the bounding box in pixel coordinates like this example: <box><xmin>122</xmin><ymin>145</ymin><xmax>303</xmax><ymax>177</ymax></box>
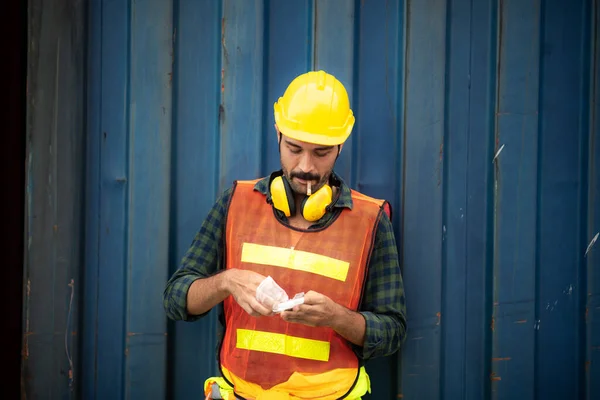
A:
<box><xmin>273</xmin><ymin>70</ymin><xmax>354</xmax><ymax>146</ymax></box>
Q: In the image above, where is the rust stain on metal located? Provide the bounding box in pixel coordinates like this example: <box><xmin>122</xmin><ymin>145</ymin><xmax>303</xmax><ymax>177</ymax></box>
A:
<box><xmin>514</xmin><ymin>319</ymin><xmax>527</xmax><ymax>324</ymax></box>
<box><xmin>221</xmin><ymin>69</ymin><xmax>225</xmax><ymax>93</ymax></box>
<box><xmin>397</xmin><ymin>395</ymin><xmax>403</xmax><ymax>398</ymax></box>
<box><xmin>171</xmin><ymin>28</ymin><xmax>176</xmax><ymax>68</ymax></box>
<box><xmin>494</xmin><ymin>301</ymin><xmax>499</xmax><ymax>306</ymax></box>
<box><xmin>436</xmin><ymin>312</ymin><xmax>441</xmax><ymax>325</ymax></box>
<box><xmin>585</xmin><ymin>361</ymin><xmax>591</xmax><ymax>371</ymax></box>
<box><xmin>53</xmin><ymin>224</ymin><xmax>58</xmax><ymax>232</ymax></box>
<box><xmin>490</xmin><ymin>373</ymin><xmax>502</xmax><ymax>381</ymax></box>
<box><xmin>586</xmin><ymin>307</ymin><xmax>589</xmax><ymax>322</ymax></box>
<box><xmin>491</xmin><ymin>317</ymin><xmax>495</xmax><ymax>331</ymax></box>
<box><xmin>221</xmin><ymin>18</ymin><xmax>229</xmax><ymax>66</ymax></box>
<box><xmin>492</xmin><ymin>357</ymin><xmax>512</xmax><ymax>362</ymax></box>
<box><xmin>22</xmin><ymin>279</ymin><xmax>31</xmax><ymax>360</ymax></box>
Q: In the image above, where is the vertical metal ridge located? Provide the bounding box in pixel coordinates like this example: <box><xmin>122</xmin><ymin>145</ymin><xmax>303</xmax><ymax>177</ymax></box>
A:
<box><xmin>395</xmin><ymin>0</ymin><xmax>407</xmax><ymax>233</ymax></box>
<box><xmin>463</xmin><ymin>0</ymin><xmax>474</xmax><ymax>396</ymax></box>
<box><xmin>399</xmin><ymin>0</ymin><xmax>411</xmax><ymax>271</ymax></box>
<box><xmin>310</xmin><ymin>0</ymin><xmax>316</xmax><ymax>70</ymax></box>
<box><xmin>165</xmin><ymin>0</ymin><xmax>180</xmax><ymax>397</ymax></box>
<box><xmin>585</xmin><ymin>1</ymin><xmax>598</xmax><ymax>399</ymax></box>
<box><xmin>350</xmin><ymin>0</ymin><xmax>360</xmax><ymax>189</ymax></box>
<box><xmin>439</xmin><ymin>0</ymin><xmax>452</xmax><ymax>398</ymax></box>
<box><xmin>533</xmin><ymin>0</ymin><xmax>545</xmax><ymax>397</ymax></box>
<box><xmin>260</xmin><ymin>0</ymin><xmax>270</xmax><ymax>177</ymax></box>
<box><xmin>123</xmin><ymin>0</ymin><xmax>133</xmax><ymax>397</ymax></box>
<box><xmin>83</xmin><ymin>0</ymin><xmax>103</xmax><ymax>397</ymax></box>
<box><xmin>486</xmin><ymin>0</ymin><xmax>500</xmax><ymax>398</ymax></box>
<box><xmin>215</xmin><ymin>0</ymin><xmax>223</xmax><ymax>198</ymax></box>
<box><xmin>578</xmin><ymin>1</ymin><xmax>594</xmax><ymax>399</ymax></box>
<box><xmin>395</xmin><ymin>1</ymin><xmax>407</xmax><ymax>394</ymax></box>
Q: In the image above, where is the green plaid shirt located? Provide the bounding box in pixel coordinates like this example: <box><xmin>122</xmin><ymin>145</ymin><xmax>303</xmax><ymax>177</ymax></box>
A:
<box><xmin>163</xmin><ymin>172</ymin><xmax>407</xmax><ymax>360</ymax></box>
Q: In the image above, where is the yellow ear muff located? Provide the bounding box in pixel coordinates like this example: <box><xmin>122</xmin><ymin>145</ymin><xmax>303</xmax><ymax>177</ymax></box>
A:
<box><xmin>301</xmin><ymin>184</ymin><xmax>333</xmax><ymax>222</ymax></box>
<box><xmin>270</xmin><ymin>176</ymin><xmax>296</xmax><ymax>217</ymax></box>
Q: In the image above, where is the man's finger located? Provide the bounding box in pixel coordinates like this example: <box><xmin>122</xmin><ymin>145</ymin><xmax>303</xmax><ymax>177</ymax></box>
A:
<box><xmin>241</xmin><ymin>303</ymin><xmax>256</xmax><ymax>316</ymax></box>
<box><xmin>250</xmin><ymin>298</ymin><xmax>273</xmax><ymax>316</ymax></box>
<box><xmin>302</xmin><ymin>291</ymin><xmax>322</xmax><ymax>305</ymax></box>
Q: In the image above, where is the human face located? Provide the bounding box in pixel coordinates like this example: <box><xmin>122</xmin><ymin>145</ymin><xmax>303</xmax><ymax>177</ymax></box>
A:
<box><xmin>279</xmin><ymin>133</ymin><xmax>340</xmax><ymax>195</ymax></box>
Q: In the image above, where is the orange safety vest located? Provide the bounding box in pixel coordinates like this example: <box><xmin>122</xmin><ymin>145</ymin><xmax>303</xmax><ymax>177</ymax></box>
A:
<box><xmin>218</xmin><ymin>180</ymin><xmax>388</xmax><ymax>400</ymax></box>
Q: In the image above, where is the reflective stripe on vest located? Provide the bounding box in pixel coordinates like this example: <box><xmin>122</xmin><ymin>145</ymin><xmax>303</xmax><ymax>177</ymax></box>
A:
<box><xmin>236</xmin><ymin>329</ymin><xmax>330</xmax><ymax>362</ymax></box>
<box><xmin>220</xmin><ymin>179</ymin><xmax>385</xmax><ymax>399</ymax></box>
<box><xmin>241</xmin><ymin>243</ymin><xmax>350</xmax><ymax>282</ymax></box>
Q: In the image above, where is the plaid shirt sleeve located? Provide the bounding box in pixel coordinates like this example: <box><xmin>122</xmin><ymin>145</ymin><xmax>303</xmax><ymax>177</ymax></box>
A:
<box><xmin>355</xmin><ymin>211</ymin><xmax>408</xmax><ymax>360</ymax></box>
<box><xmin>162</xmin><ymin>188</ymin><xmax>232</xmax><ymax>322</ymax></box>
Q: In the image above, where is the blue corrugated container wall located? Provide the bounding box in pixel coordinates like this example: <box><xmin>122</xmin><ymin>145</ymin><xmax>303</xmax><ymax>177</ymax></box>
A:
<box><xmin>22</xmin><ymin>0</ymin><xmax>599</xmax><ymax>398</ymax></box>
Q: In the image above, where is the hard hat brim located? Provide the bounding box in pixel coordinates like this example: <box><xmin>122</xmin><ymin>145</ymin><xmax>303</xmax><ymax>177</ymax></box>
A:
<box><xmin>277</xmin><ymin>126</ymin><xmax>352</xmax><ymax>147</ymax></box>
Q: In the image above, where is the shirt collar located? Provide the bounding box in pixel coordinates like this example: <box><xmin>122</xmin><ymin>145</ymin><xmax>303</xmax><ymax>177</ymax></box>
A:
<box><xmin>254</xmin><ymin>170</ymin><xmax>353</xmax><ymax>210</ymax></box>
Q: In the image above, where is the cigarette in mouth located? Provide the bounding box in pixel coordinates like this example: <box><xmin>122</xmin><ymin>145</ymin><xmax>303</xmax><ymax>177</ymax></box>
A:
<box><xmin>307</xmin><ymin>182</ymin><xmax>312</xmax><ymax>196</ymax></box>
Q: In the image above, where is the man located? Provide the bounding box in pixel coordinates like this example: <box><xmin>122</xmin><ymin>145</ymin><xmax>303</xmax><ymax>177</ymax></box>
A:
<box><xmin>163</xmin><ymin>70</ymin><xmax>407</xmax><ymax>400</ymax></box>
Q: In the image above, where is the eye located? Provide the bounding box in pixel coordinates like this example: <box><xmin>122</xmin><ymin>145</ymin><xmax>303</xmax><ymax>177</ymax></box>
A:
<box><xmin>315</xmin><ymin>151</ymin><xmax>330</xmax><ymax>158</ymax></box>
<box><xmin>290</xmin><ymin>148</ymin><xmax>302</xmax><ymax>154</ymax></box>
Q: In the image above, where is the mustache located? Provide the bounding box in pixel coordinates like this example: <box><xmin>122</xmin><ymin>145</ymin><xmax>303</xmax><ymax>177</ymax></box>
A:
<box><xmin>290</xmin><ymin>171</ymin><xmax>320</xmax><ymax>181</ymax></box>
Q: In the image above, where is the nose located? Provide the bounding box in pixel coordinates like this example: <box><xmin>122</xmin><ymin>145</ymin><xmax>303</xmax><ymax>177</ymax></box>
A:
<box><xmin>297</xmin><ymin>152</ymin><xmax>315</xmax><ymax>174</ymax></box>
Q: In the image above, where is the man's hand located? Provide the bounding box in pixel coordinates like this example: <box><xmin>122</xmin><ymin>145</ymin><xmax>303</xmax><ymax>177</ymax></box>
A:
<box><xmin>223</xmin><ymin>269</ymin><xmax>273</xmax><ymax>317</ymax></box>
<box><xmin>280</xmin><ymin>290</ymin><xmax>367</xmax><ymax>347</ymax></box>
<box><xmin>280</xmin><ymin>291</ymin><xmax>338</xmax><ymax>328</ymax></box>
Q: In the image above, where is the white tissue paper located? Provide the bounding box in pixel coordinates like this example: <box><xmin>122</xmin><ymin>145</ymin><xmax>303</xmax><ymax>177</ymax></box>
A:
<box><xmin>255</xmin><ymin>276</ymin><xmax>305</xmax><ymax>313</ymax></box>
<box><xmin>256</xmin><ymin>276</ymin><xmax>288</xmax><ymax>308</ymax></box>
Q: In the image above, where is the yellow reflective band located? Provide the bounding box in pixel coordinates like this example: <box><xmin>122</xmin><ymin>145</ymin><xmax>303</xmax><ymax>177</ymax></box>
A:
<box><xmin>236</xmin><ymin>329</ymin><xmax>330</xmax><ymax>362</ymax></box>
<box><xmin>241</xmin><ymin>243</ymin><xmax>349</xmax><ymax>282</ymax></box>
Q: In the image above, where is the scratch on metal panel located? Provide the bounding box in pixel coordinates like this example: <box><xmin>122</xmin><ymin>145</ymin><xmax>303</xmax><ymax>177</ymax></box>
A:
<box><xmin>490</xmin><ymin>373</ymin><xmax>502</xmax><ymax>381</ymax></box>
<box><xmin>514</xmin><ymin>319</ymin><xmax>527</xmax><ymax>324</ymax></box>
<box><xmin>585</xmin><ymin>232</ymin><xmax>599</xmax><ymax>257</ymax></box>
<box><xmin>563</xmin><ymin>284</ymin><xmax>574</xmax><ymax>295</ymax></box>
<box><xmin>492</xmin><ymin>143</ymin><xmax>505</xmax><ymax>163</ymax></box>
<box><xmin>492</xmin><ymin>357</ymin><xmax>512</xmax><ymax>362</ymax></box>
<box><xmin>65</xmin><ymin>279</ymin><xmax>75</xmax><ymax>390</ymax></box>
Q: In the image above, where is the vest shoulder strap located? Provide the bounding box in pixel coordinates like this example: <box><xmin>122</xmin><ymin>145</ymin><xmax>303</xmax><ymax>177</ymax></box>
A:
<box><xmin>350</xmin><ymin>189</ymin><xmax>392</xmax><ymax>220</ymax></box>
